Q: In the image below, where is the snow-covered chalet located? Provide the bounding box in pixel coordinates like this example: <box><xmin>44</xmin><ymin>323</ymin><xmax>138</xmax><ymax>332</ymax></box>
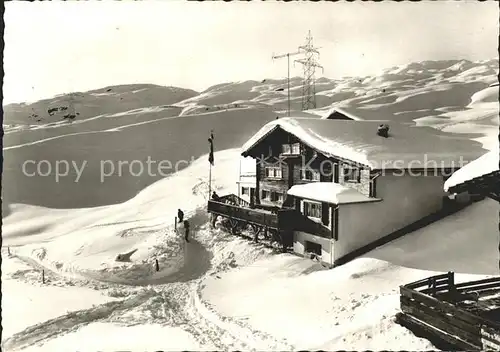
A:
<box><xmin>208</xmin><ymin>117</ymin><xmax>486</xmax><ymax>267</ymax></box>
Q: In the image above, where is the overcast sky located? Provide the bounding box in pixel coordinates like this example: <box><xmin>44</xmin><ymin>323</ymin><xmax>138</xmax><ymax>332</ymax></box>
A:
<box><xmin>4</xmin><ymin>1</ymin><xmax>498</xmax><ymax>104</ymax></box>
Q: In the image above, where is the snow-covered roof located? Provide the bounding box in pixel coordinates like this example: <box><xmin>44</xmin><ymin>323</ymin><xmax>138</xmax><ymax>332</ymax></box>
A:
<box><xmin>321</xmin><ymin>107</ymin><xmax>364</xmax><ymax>121</ymax></box>
<box><xmin>444</xmin><ymin>150</ymin><xmax>499</xmax><ymax>192</ymax></box>
<box><xmin>287</xmin><ymin>182</ymin><xmax>380</xmax><ymax>205</ymax></box>
<box><xmin>241</xmin><ymin>117</ymin><xmax>485</xmax><ymax>170</ymax></box>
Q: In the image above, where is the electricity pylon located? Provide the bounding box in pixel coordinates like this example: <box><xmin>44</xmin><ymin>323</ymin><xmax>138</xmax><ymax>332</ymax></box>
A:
<box><xmin>294</xmin><ymin>30</ymin><xmax>324</xmax><ymax>111</ymax></box>
<box><xmin>272</xmin><ymin>50</ymin><xmax>303</xmax><ymax>117</ymax></box>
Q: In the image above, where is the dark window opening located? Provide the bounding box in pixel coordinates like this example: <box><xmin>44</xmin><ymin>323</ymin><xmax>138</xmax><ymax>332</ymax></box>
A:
<box><xmin>303</xmin><ymin>201</ymin><xmax>322</xmax><ymax>218</ymax></box>
<box><xmin>321</xmin><ymin>203</ymin><xmax>329</xmax><ymax>226</ymax></box>
<box><xmin>271</xmin><ymin>191</ymin><xmax>284</xmax><ymax>202</ymax></box>
<box><xmin>300</xmin><ymin>168</ymin><xmax>320</xmax><ymax>181</ymax></box>
<box><xmin>282</xmin><ymin>143</ymin><xmax>300</xmax><ymax>155</ymax></box>
<box><xmin>305</xmin><ymin>241</ymin><xmax>322</xmax><ymax>256</ymax></box>
<box><xmin>343</xmin><ymin>166</ymin><xmax>361</xmax><ymax>183</ymax></box>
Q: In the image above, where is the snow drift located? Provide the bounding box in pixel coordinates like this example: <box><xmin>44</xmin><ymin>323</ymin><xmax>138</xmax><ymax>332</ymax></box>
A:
<box><xmin>3</xmin><ymin>58</ymin><xmax>499</xmax><ymax>351</ymax></box>
<box><xmin>3</xmin><ymin>149</ymin><xmax>242</xmax><ymax>284</ymax></box>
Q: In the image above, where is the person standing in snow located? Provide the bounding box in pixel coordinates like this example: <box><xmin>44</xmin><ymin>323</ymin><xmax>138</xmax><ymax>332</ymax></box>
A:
<box><xmin>183</xmin><ymin>220</ymin><xmax>190</xmax><ymax>243</ymax></box>
<box><xmin>210</xmin><ymin>191</ymin><xmax>221</xmax><ymax>227</ymax></box>
<box><xmin>177</xmin><ymin>209</ymin><xmax>184</xmax><ymax>223</ymax></box>
<box><xmin>211</xmin><ymin>191</ymin><xmax>220</xmax><ymax>202</ymax></box>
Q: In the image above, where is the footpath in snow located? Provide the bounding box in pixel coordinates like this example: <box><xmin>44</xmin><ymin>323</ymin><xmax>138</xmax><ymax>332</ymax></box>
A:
<box><xmin>2</xmin><ymin>147</ymin><xmax>499</xmax><ymax>351</ymax></box>
<box><xmin>198</xmin><ymin>197</ymin><xmax>498</xmax><ymax>351</ymax></box>
<box><xmin>2</xmin><ymin>150</ymin><xmax>300</xmax><ymax>351</ymax></box>
<box><xmin>2</xmin><ymin>149</ymin><xmax>242</xmax><ymax>286</ymax></box>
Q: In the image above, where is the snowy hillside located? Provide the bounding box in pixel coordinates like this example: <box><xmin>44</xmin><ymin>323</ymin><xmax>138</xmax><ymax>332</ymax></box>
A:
<box><xmin>2</xmin><ymin>58</ymin><xmax>499</xmax><ymax>351</ymax></box>
<box><xmin>3</xmin><ymin>149</ymin><xmax>498</xmax><ymax>351</ymax></box>
<box><xmin>3</xmin><ymin>58</ymin><xmax>498</xmax><ymax>210</ymax></box>
<box><xmin>3</xmin><ymin>84</ymin><xmax>198</xmax><ymax>127</ymax></box>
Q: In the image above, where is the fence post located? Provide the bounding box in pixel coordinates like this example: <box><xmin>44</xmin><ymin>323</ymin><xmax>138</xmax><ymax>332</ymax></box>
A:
<box><xmin>155</xmin><ymin>259</ymin><xmax>160</xmax><ymax>272</ymax></box>
<box><xmin>448</xmin><ymin>271</ymin><xmax>455</xmax><ymax>293</ymax></box>
<box><xmin>42</xmin><ymin>270</ymin><xmax>45</xmax><ymax>284</ymax></box>
<box><xmin>7</xmin><ymin>247</ymin><xmax>11</xmax><ymax>256</ymax></box>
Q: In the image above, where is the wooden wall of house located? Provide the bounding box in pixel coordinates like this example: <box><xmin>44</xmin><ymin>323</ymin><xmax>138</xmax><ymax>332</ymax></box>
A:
<box><xmin>247</xmin><ymin>128</ymin><xmax>301</xmax><ymax>159</ymax></box>
<box><xmin>291</xmin><ymin>144</ymin><xmax>336</xmax><ymax>185</ymax></box>
<box><xmin>252</xmin><ymin>128</ymin><xmax>305</xmax><ymax>205</ymax></box>
<box><xmin>259</xmin><ymin>159</ymin><xmax>289</xmax><ymax>191</ymax></box>
<box><xmin>247</xmin><ymin>126</ymin><xmax>378</xmax><ymax>204</ymax></box>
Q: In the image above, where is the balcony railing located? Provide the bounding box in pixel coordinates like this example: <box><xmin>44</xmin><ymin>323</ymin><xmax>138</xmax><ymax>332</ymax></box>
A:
<box><xmin>208</xmin><ymin>199</ymin><xmax>279</xmax><ymax>228</ymax></box>
<box><xmin>208</xmin><ymin>194</ymin><xmax>332</xmax><ymax>238</ymax></box>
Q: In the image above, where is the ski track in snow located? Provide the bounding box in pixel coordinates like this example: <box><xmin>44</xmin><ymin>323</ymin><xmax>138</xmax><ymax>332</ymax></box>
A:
<box><xmin>3</xmin><ymin>223</ymin><xmax>291</xmax><ymax>352</ymax></box>
<box><xmin>3</xmin><ymin>272</ymin><xmax>284</xmax><ymax>352</ymax></box>
<box><xmin>3</xmin><ymin>130</ymin><xmax>117</xmax><ymax>151</ymax></box>
<box><xmin>3</xmin><ymin>254</ymin><xmax>222</xmax><ymax>351</ymax></box>
<box><xmin>2</xmin><ymin>290</ymin><xmax>157</xmax><ymax>351</ymax></box>
<box><xmin>4</xmin><ymin>106</ymin><xmax>251</xmax><ymax>151</ymax></box>
<box><xmin>4</xmin><ymin>61</ymin><xmax>497</xmax><ymax>351</ymax></box>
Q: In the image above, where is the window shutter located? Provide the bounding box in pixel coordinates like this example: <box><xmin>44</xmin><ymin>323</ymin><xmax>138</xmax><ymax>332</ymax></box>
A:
<box><xmin>322</xmin><ymin>203</ymin><xmax>329</xmax><ymax>226</ymax></box>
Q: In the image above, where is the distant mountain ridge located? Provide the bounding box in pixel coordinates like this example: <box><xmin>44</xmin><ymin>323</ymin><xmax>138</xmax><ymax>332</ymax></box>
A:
<box><xmin>4</xmin><ymin>58</ymin><xmax>498</xmax><ymax>128</ymax></box>
<box><xmin>3</xmin><ymin>84</ymin><xmax>199</xmax><ymax>126</ymax></box>
<box><xmin>2</xmin><ymin>58</ymin><xmax>498</xmax><ymax>209</ymax></box>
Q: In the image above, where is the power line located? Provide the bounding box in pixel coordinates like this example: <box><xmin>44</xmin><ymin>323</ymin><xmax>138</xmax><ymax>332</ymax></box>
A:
<box><xmin>272</xmin><ymin>50</ymin><xmax>303</xmax><ymax>117</ymax></box>
<box><xmin>294</xmin><ymin>30</ymin><xmax>324</xmax><ymax>111</ymax></box>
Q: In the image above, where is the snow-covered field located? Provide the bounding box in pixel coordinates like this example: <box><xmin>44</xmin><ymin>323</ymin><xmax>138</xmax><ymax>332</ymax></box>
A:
<box><xmin>3</xmin><ymin>148</ymin><xmax>498</xmax><ymax>351</ymax></box>
<box><xmin>2</xmin><ymin>58</ymin><xmax>499</xmax><ymax>351</ymax></box>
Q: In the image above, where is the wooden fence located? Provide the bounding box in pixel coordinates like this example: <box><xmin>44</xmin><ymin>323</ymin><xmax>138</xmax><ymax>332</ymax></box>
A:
<box><xmin>397</xmin><ymin>272</ymin><xmax>500</xmax><ymax>350</ymax></box>
<box><xmin>219</xmin><ymin>194</ymin><xmax>251</xmax><ymax>207</ymax></box>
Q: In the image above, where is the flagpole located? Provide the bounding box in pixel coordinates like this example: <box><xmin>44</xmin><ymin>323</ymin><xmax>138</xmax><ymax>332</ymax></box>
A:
<box><xmin>208</xmin><ymin>163</ymin><xmax>212</xmax><ymax>201</ymax></box>
<box><xmin>208</xmin><ymin>130</ymin><xmax>214</xmax><ymax>202</ymax></box>
<box><xmin>238</xmin><ymin>157</ymin><xmax>242</xmax><ymax>198</ymax></box>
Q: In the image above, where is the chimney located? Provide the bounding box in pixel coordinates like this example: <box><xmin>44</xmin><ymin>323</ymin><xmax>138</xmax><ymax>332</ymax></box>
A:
<box><xmin>377</xmin><ymin>124</ymin><xmax>389</xmax><ymax>138</ymax></box>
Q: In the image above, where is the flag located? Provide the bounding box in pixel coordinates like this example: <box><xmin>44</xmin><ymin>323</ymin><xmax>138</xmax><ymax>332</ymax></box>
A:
<box><xmin>208</xmin><ymin>131</ymin><xmax>214</xmax><ymax>166</ymax></box>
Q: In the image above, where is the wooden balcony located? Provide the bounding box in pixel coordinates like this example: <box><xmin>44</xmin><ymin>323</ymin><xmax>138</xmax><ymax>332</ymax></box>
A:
<box><xmin>207</xmin><ymin>193</ymin><xmax>333</xmax><ymax>239</ymax></box>
<box><xmin>208</xmin><ymin>199</ymin><xmax>280</xmax><ymax>229</ymax></box>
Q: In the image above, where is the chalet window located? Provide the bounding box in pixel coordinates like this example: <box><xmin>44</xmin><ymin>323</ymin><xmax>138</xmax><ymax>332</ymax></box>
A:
<box><xmin>343</xmin><ymin>166</ymin><xmax>361</xmax><ymax>183</ymax></box>
<box><xmin>282</xmin><ymin>143</ymin><xmax>300</xmax><ymax>155</ymax></box>
<box><xmin>277</xmin><ymin>193</ymin><xmax>284</xmax><ymax>202</ymax></box>
<box><xmin>300</xmin><ymin>168</ymin><xmax>321</xmax><ymax>181</ymax></box>
<box><xmin>271</xmin><ymin>191</ymin><xmax>284</xmax><ymax>203</ymax></box>
<box><xmin>303</xmin><ymin>201</ymin><xmax>322</xmax><ymax>219</ymax></box>
<box><xmin>265</xmin><ymin>166</ymin><xmax>282</xmax><ymax>179</ymax></box>
<box><xmin>261</xmin><ymin>190</ymin><xmax>270</xmax><ymax>200</ymax></box>
<box><xmin>241</xmin><ymin>187</ymin><xmax>249</xmax><ymax>196</ymax></box>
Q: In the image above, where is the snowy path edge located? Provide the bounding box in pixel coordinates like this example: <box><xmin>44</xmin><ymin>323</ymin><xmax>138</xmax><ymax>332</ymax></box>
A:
<box><xmin>193</xmin><ymin>276</ymin><xmax>296</xmax><ymax>351</ymax></box>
